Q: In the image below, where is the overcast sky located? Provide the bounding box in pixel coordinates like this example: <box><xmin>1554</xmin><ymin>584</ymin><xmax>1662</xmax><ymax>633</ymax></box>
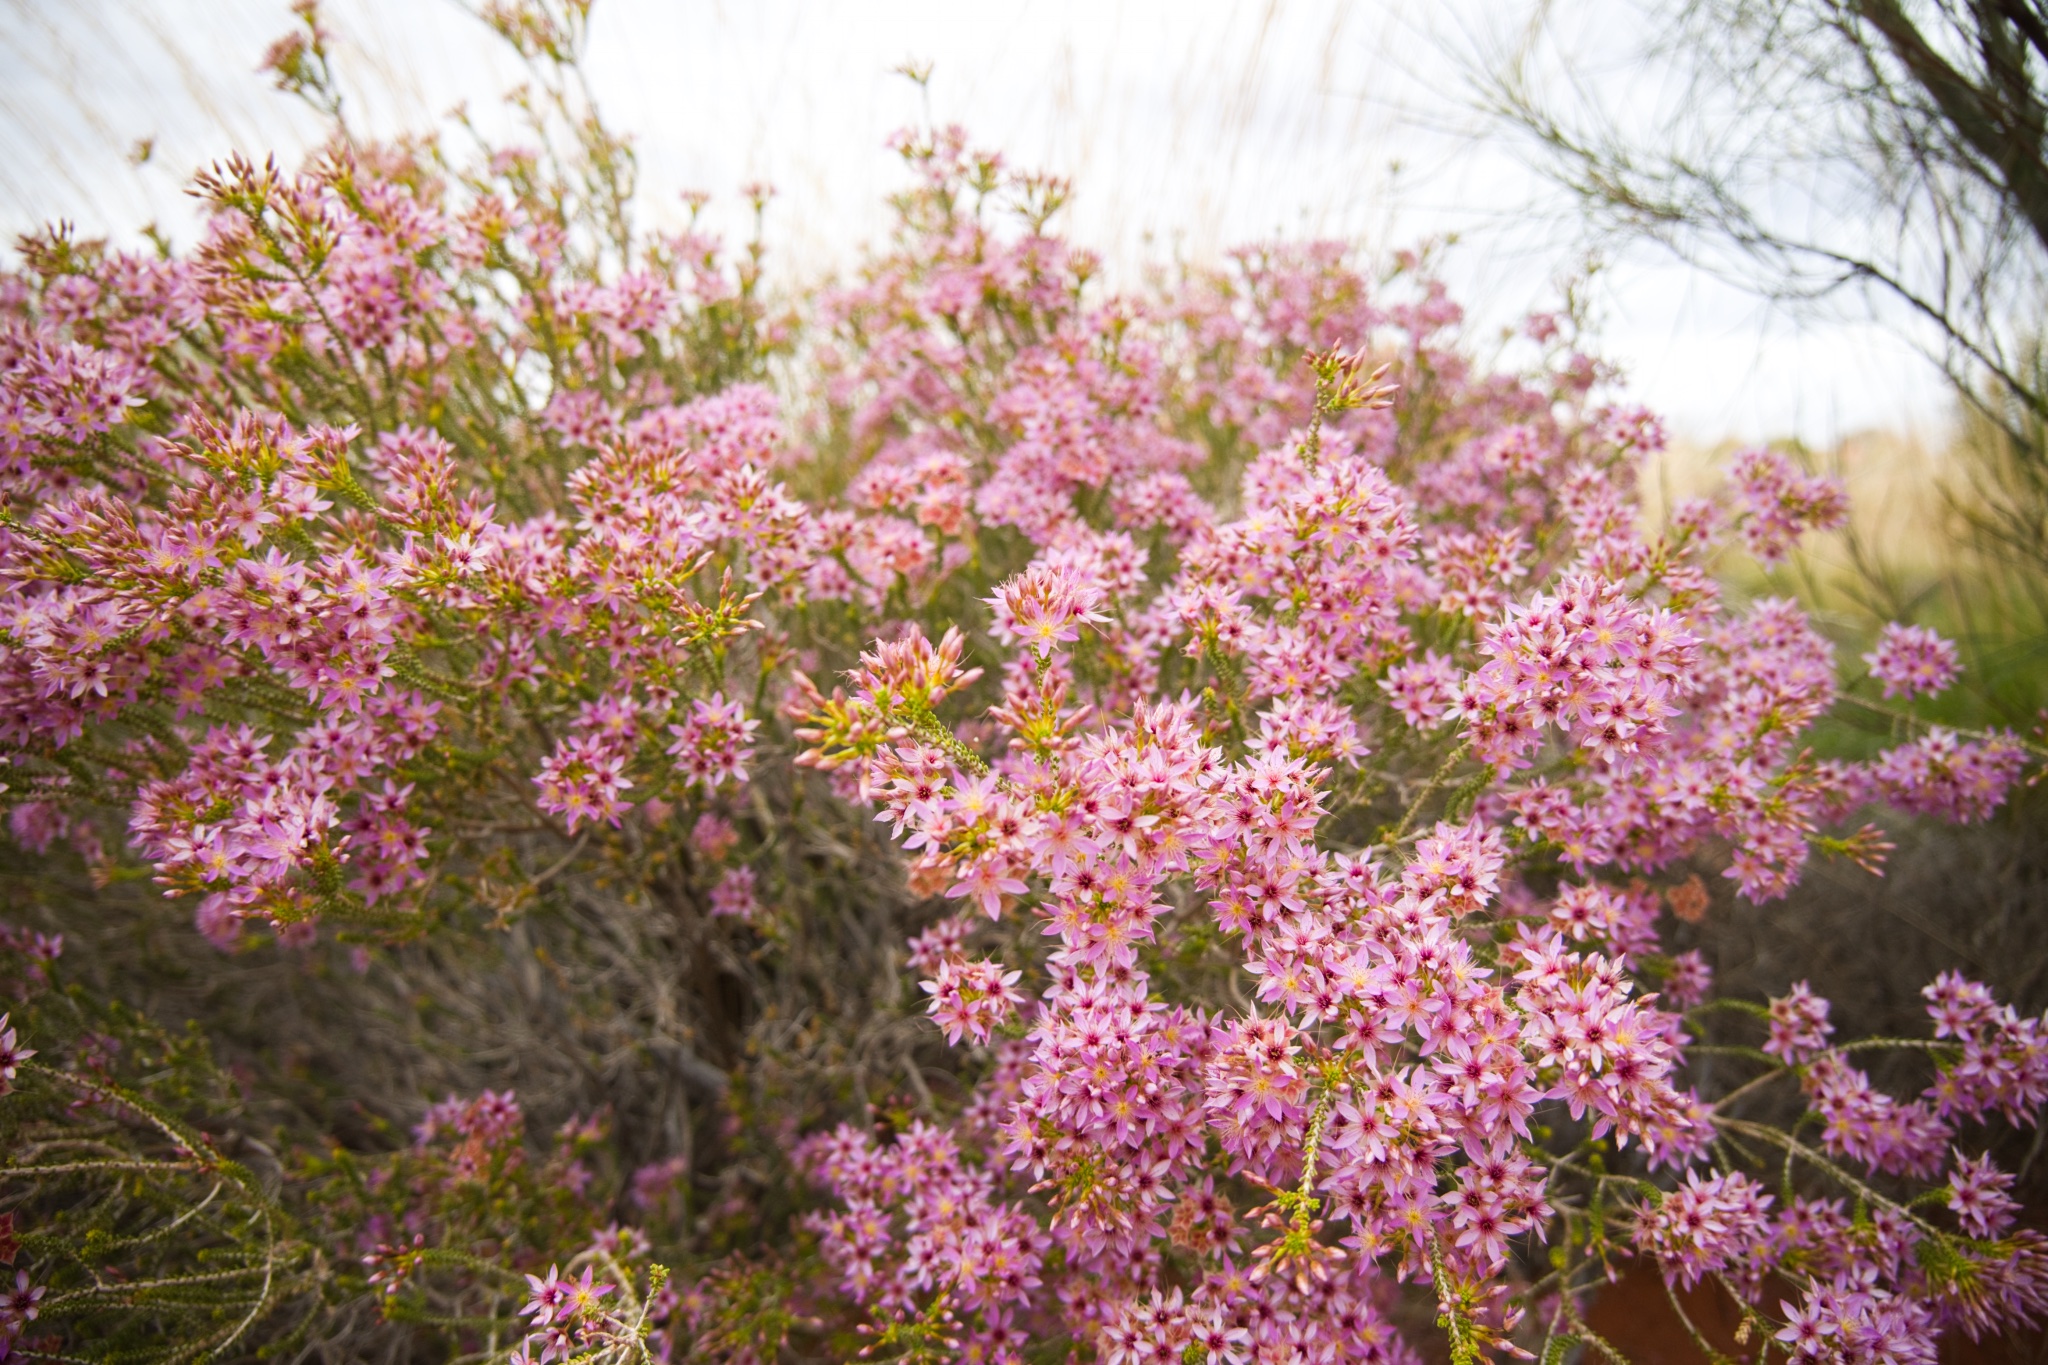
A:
<box><xmin>0</xmin><ymin>0</ymin><xmax>1948</xmax><ymax>446</ymax></box>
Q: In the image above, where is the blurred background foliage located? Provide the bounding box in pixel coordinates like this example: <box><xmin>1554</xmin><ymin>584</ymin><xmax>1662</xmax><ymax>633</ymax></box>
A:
<box><xmin>1489</xmin><ymin>0</ymin><xmax>2048</xmax><ymax>1255</ymax></box>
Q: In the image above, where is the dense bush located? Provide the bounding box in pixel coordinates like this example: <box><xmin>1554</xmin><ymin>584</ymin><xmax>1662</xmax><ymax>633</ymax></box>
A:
<box><xmin>3</xmin><ymin>4</ymin><xmax>2047</xmax><ymax>1362</ymax></box>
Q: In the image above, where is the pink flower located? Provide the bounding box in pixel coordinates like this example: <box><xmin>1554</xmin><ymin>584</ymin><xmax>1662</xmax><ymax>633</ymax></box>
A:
<box><xmin>0</xmin><ymin>1014</ymin><xmax>32</xmax><ymax>1097</ymax></box>
<box><xmin>1730</xmin><ymin>446</ymin><xmax>1848</xmax><ymax>563</ymax></box>
<box><xmin>689</xmin><ymin>811</ymin><xmax>738</xmax><ymax>861</ymax></box>
<box><xmin>1634</xmin><ymin>1170</ymin><xmax>1774</xmax><ymax>1287</ymax></box>
<box><xmin>1764</xmin><ymin>982</ymin><xmax>1834</xmax><ymax>1064</ymax></box>
<box><xmin>986</xmin><ymin>561</ymin><xmax>1109</xmax><ymax>659</ymax></box>
<box><xmin>1871</xmin><ymin>727</ymin><xmax>2027</xmax><ymax>823</ymax></box>
<box><xmin>1864</xmin><ymin>622</ymin><xmax>1960</xmax><ymax>698</ymax></box>
<box><xmin>521</xmin><ymin>1266</ymin><xmax>572</xmax><ymax>1324</ymax></box>
<box><xmin>921</xmin><ymin>957</ymin><xmax>1026</xmax><ymax>1045</ymax></box>
<box><xmin>1946</xmin><ymin>1150</ymin><xmax>2020</xmax><ymax>1238</ymax></box>
<box><xmin>946</xmin><ymin>856</ymin><xmax>1028</xmax><ymax>920</ymax></box>
<box><xmin>534</xmin><ymin>736</ymin><xmax>633</xmax><ymax>832</ymax></box>
<box><xmin>0</xmin><ymin>1269</ymin><xmax>43</xmax><ymax>1331</ymax></box>
<box><xmin>709</xmin><ymin>865</ymin><xmax>759</xmax><ymax>920</ymax></box>
<box><xmin>666</xmin><ymin>692</ymin><xmax>760</xmax><ymax>792</ymax></box>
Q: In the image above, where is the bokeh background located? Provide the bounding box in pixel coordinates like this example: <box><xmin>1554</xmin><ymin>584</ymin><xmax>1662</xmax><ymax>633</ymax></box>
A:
<box><xmin>0</xmin><ymin>0</ymin><xmax>1947</xmax><ymax>447</ymax></box>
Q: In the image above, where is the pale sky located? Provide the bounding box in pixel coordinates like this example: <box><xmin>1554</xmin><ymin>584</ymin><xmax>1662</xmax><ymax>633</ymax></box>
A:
<box><xmin>0</xmin><ymin>0</ymin><xmax>1948</xmax><ymax>447</ymax></box>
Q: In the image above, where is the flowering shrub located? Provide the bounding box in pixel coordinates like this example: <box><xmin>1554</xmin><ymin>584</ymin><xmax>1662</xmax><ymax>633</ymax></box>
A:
<box><xmin>2</xmin><ymin>3</ymin><xmax>2047</xmax><ymax>1362</ymax></box>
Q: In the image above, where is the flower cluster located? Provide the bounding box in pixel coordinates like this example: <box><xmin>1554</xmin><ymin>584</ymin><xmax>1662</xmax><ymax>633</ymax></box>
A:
<box><xmin>1864</xmin><ymin>622</ymin><xmax>1961</xmax><ymax>698</ymax></box>
<box><xmin>1632</xmin><ymin>1169</ymin><xmax>1774</xmax><ymax>1288</ymax></box>
<box><xmin>1869</xmin><ymin>726</ymin><xmax>2029</xmax><ymax>822</ymax></box>
<box><xmin>667</xmin><ymin>692</ymin><xmax>760</xmax><ymax>792</ymax></box>
<box><xmin>920</xmin><ymin>956</ymin><xmax>1027</xmax><ymax>1045</ymax></box>
<box><xmin>1729</xmin><ymin>445</ymin><xmax>1850</xmax><ymax>562</ymax></box>
<box><xmin>0</xmin><ymin>129</ymin><xmax>811</xmax><ymax>947</ymax></box>
<box><xmin>801</xmin><ymin>1120</ymin><xmax>1048</xmax><ymax>1343</ymax></box>
<box><xmin>511</xmin><ymin>1260</ymin><xmax>672</xmax><ymax>1365</ymax></box>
